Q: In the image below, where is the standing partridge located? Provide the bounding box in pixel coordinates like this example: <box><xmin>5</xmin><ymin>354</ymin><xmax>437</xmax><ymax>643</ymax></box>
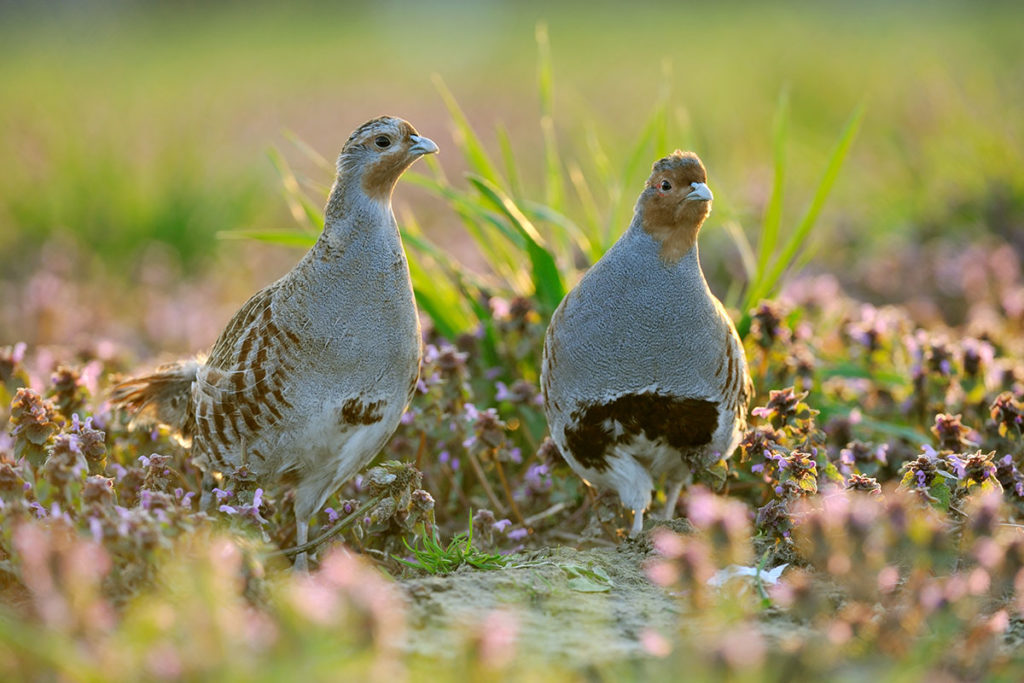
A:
<box><xmin>541</xmin><ymin>150</ymin><xmax>752</xmax><ymax>536</ymax></box>
<box><xmin>111</xmin><ymin>116</ymin><xmax>437</xmax><ymax>568</ymax></box>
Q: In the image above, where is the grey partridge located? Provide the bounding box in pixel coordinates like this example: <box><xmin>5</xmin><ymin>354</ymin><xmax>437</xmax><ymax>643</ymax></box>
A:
<box><xmin>541</xmin><ymin>151</ymin><xmax>752</xmax><ymax>536</ymax></box>
<box><xmin>111</xmin><ymin>116</ymin><xmax>437</xmax><ymax>568</ymax></box>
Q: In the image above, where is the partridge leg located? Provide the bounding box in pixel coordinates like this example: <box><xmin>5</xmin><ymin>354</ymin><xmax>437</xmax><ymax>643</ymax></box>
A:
<box><xmin>663</xmin><ymin>480</ymin><xmax>684</xmax><ymax>520</ymax></box>
<box><xmin>630</xmin><ymin>508</ymin><xmax>645</xmax><ymax>537</ymax></box>
<box><xmin>293</xmin><ymin>519</ymin><xmax>309</xmax><ymax>572</ymax></box>
<box><xmin>199</xmin><ymin>471</ymin><xmax>217</xmax><ymax>511</ymax></box>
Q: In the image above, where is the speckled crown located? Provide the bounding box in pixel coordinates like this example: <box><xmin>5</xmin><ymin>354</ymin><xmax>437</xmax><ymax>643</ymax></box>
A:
<box><xmin>651</xmin><ymin>150</ymin><xmax>705</xmax><ymax>176</ymax></box>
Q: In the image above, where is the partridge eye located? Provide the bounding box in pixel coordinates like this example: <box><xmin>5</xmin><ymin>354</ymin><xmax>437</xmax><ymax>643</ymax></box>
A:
<box><xmin>660</xmin><ymin>180</ymin><xmax>672</xmax><ymax>191</ymax></box>
<box><xmin>374</xmin><ymin>136</ymin><xmax>391</xmax><ymax>148</ymax></box>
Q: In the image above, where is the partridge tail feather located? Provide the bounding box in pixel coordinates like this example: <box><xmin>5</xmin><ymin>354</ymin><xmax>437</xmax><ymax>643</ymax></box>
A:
<box><xmin>109</xmin><ymin>359</ymin><xmax>201</xmax><ymax>444</ymax></box>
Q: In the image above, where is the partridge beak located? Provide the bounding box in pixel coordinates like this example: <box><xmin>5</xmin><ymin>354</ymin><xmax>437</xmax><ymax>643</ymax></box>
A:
<box><xmin>686</xmin><ymin>182</ymin><xmax>713</xmax><ymax>202</ymax></box>
<box><xmin>409</xmin><ymin>135</ymin><xmax>439</xmax><ymax>157</ymax></box>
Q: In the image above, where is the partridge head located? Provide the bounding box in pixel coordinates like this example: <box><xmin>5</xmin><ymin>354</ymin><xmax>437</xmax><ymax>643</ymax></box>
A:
<box><xmin>541</xmin><ymin>150</ymin><xmax>751</xmax><ymax>537</ymax></box>
<box><xmin>112</xmin><ymin>116</ymin><xmax>437</xmax><ymax>569</ymax></box>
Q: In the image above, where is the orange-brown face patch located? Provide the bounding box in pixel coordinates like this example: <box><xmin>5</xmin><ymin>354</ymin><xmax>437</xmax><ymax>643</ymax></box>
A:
<box><xmin>358</xmin><ymin>120</ymin><xmax>421</xmax><ymax>200</ymax></box>
<box><xmin>362</xmin><ymin>150</ymin><xmax>414</xmax><ymax>200</ymax></box>
<box><xmin>639</xmin><ymin>151</ymin><xmax>712</xmax><ymax>264</ymax></box>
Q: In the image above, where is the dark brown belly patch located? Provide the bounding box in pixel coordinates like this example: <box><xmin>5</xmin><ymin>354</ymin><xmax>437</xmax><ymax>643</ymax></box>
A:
<box><xmin>563</xmin><ymin>393</ymin><xmax>719</xmax><ymax>472</ymax></box>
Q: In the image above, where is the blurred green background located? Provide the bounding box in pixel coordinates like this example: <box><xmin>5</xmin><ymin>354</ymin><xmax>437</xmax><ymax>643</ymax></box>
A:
<box><xmin>1</xmin><ymin>0</ymin><xmax>1022</xmax><ymax>349</ymax></box>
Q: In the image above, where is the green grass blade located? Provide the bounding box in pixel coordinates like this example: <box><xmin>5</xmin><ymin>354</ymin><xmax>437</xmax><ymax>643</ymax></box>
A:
<box><xmin>432</xmin><ymin>74</ymin><xmax>503</xmax><ymax>185</ymax></box>
<box><xmin>566</xmin><ymin>161</ymin><xmax>603</xmax><ymax>259</ymax></box>
<box><xmin>757</xmin><ymin>101</ymin><xmax>865</xmax><ymax>300</ymax></box>
<box><xmin>217</xmin><ymin>229</ymin><xmax>316</xmax><ymax>248</ymax></box>
<box><xmin>610</xmin><ymin>100</ymin><xmax>668</xmax><ymax>238</ymax></box>
<box><xmin>467</xmin><ymin>175</ymin><xmax>566</xmax><ymax>312</ymax></box>
<box><xmin>495</xmin><ymin>123</ymin><xmax>523</xmax><ymax>199</ymax></box>
<box><xmin>266</xmin><ymin>147</ymin><xmax>323</xmax><ymax>234</ymax></box>
<box><xmin>738</xmin><ymin>101</ymin><xmax>865</xmax><ymax>337</ymax></box>
<box><xmin>522</xmin><ymin>199</ymin><xmax>593</xmax><ymax>262</ymax></box>
<box><xmin>753</xmin><ymin>89</ymin><xmax>790</xmax><ymax>285</ymax></box>
<box><xmin>401</xmin><ymin>247</ymin><xmax>472</xmax><ymax>339</ymax></box>
<box><xmin>405</xmin><ymin>171</ymin><xmax>527</xmax><ymax>281</ymax></box>
<box><xmin>283</xmin><ymin>128</ymin><xmax>334</xmax><ymax>176</ymax></box>
<box><xmin>536</xmin><ymin>22</ymin><xmax>564</xmax><ymax>213</ymax></box>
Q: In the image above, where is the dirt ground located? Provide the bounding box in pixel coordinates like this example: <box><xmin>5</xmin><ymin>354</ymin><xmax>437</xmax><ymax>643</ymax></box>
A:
<box><xmin>398</xmin><ymin>522</ymin><xmax>690</xmax><ymax>664</ymax></box>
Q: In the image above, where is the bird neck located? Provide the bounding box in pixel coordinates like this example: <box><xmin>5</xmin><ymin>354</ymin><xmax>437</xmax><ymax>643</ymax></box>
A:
<box><xmin>643</xmin><ymin>219</ymin><xmax>704</xmax><ymax>265</ymax></box>
<box><xmin>629</xmin><ymin>205</ymin><xmax>704</xmax><ymax>266</ymax></box>
<box><xmin>309</xmin><ymin>174</ymin><xmax>397</xmax><ymax>261</ymax></box>
<box><xmin>323</xmin><ymin>172</ymin><xmax>369</xmax><ymax>224</ymax></box>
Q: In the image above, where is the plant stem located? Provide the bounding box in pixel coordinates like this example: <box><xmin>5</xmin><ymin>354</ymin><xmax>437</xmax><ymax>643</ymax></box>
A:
<box><xmin>274</xmin><ymin>493</ymin><xmax>385</xmax><ymax>559</ymax></box>
<box><xmin>493</xmin><ymin>455</ymin><xmax>525</xmax><ymax>525</ymax></box>
<box><xmin>466</xmin><ymin>449</ymin><xmax>506</xmax><ymax>515</ymax></box>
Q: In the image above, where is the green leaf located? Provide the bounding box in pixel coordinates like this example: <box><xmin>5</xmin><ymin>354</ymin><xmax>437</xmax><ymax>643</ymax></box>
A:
<box><xmin>760</xmin><ymin>102</ymin><xmax>866</xmax><ymax>296</ymax></box>
<box><xmin>754</xmin><ymin>89</ymin><xmax>790</xmax><ymax>285</ymax></box>
<box><xmin>536</xmin><ymin>22</ymin><xmax>564</xmax><ymax>213</ymax></box>
<box><xmin>495</xmin><ymin>123</ymin><xmax>523</xmax><ymax>199</ymax></box>
<box><xmin>567</xmin><ymin>577</ymin><xmax>613</xmax><ymax>593</ymax></box>
<box><xmin>738</xmin><ymin>100</ymin><xmax>865</xmax><ymax>337</ymax></box>
<box><xmin>467</xmin><ymin>175</ymin><xmax>566</xmax><ymax>313</ymax></box>
<box><xmin>560</xmin><ymin>562</ymin><xmax>614</xmax><ymax>593</ymax></box>
<box><xmin>928</xmin><ymin>481</ymin><xmax>951</xmax><ymax>511</ymax></box>
<box><xmin>217</xmin><ymin>230</ymin><xmax>316</xmax><ymax>248</ymax></box>
<box><xmin>266</xmin><ymin>146</ymin><xmax>324</xmax><ymax>234</ymax></box>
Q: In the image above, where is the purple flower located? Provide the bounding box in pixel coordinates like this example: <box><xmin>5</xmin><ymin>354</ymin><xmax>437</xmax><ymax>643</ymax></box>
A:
<box><xmin>507</xmin><ymin>447</ymin><xmax>522</xmax><ymax>464</ymax></box>
<box><xmin>751</xmin><ymin>464</ymin><xmax>765</xmax><ymax>474</ymax></box>
<box><xmin>219</xmin><ymin>505</ymin><xmax>237</xmax><ymax>515</ymax></box>
<box><xmin>212</xmin><ymin>487</ymin><xmax>233</xmax><ymax>502</ymax></box>
<box><xmin>325</xmin><ymin>507</ymin><xmax>340</xmax><ymax>523</ymax></box>
<box><xmin>524</xmin><ymin>463</ymin><xmax>551</xmax><ymax>492</ymax></box>
<box><xmin>508</xmin><ymin>528</ymin><xmax>528</xmax><ymax>541</ymax></box>
<box><xmin>916</xmin><ymin>470</ymin><xmax>928</xmax><ymax>488</ymax></box>
<box><xmin>492</xmin><ymin>519</ymin><xmax>512</xmax><ymax>533</ymax></box>
<box><xmin>423</xmin><ymin>344</ymin><xmax>439</xmax><ymax>363</ymax></box>
<box><xmin>495</xmin><ymin>382</ymin><xmax>513</xmax><ymax>401</ymax></box>
<box><xmin>947</xmin><ymin>455</ymin><xmax>966</xmax><ymax>479</ymax></box>
<box><xmin>174</xmin><ymin>488</ymin><xmax>195</xmax><ymax>507</ymax></box>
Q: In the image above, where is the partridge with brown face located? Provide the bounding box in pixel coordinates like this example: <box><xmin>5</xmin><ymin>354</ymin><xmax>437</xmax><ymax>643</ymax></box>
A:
<box><xmin>541</xmin><ymin>151</ymin><xmax>752</xmax><ymax>536</ymax></box>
